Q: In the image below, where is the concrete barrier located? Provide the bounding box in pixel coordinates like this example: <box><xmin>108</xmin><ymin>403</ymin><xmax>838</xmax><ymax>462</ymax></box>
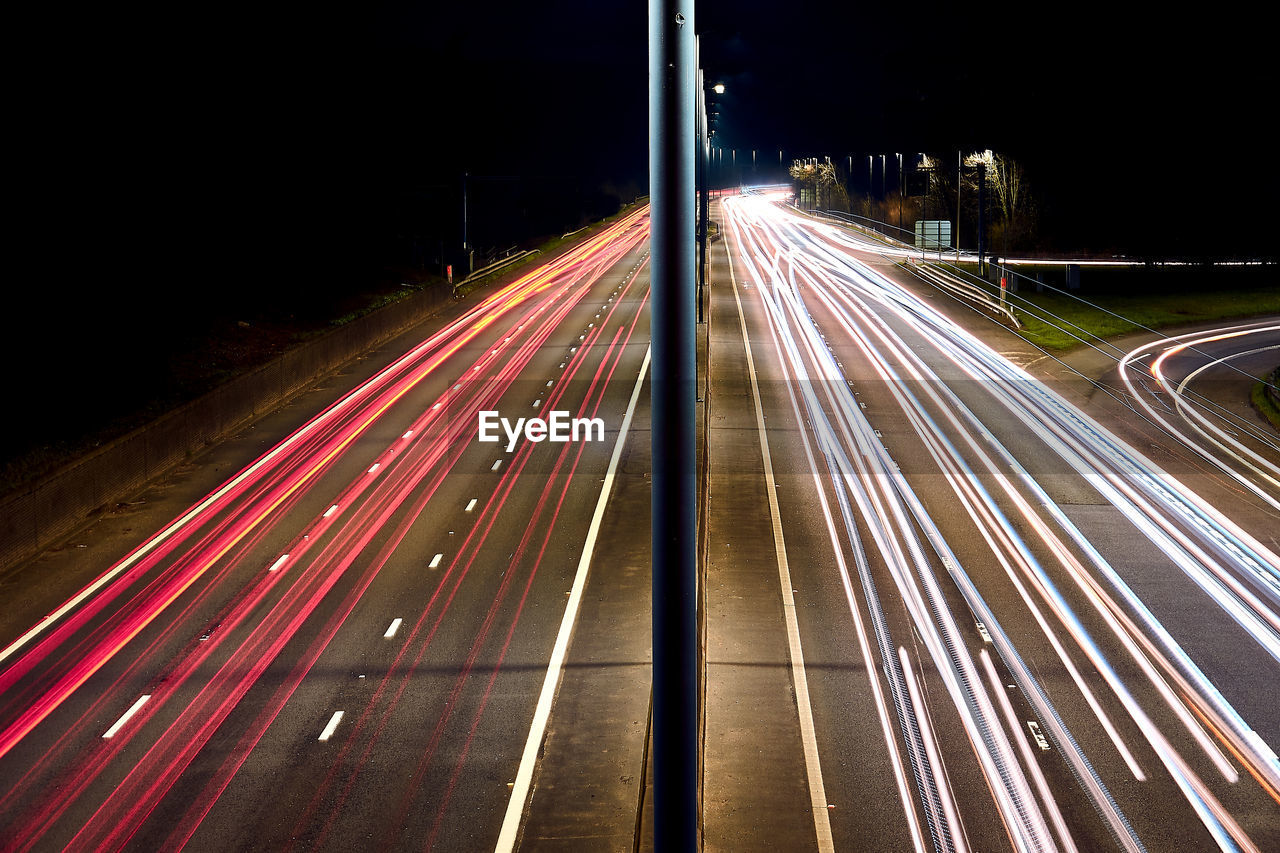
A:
<box><xmin>0</xmin><ymin>282</ymin><xmax>455</xmax><ymax>571</ymax></box>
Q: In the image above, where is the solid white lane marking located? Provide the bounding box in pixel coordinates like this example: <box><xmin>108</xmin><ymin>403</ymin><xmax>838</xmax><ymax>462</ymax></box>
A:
<box><xmin>495</xmin><ymin>346</ymin><xmax>651</xmax><ymax>853</ymax></box>
<box><xmin>727</xmin><ymin>230</ymin><xmax>836</xmax><ymax>851</ymax></box>
<box><xmin>429</xmin><ymin>554</ymin><xmax>443</xmax><ymax>569</ymax></box>
<box><xmin>465</xmin><ymin>499</ymin><xmax>477</xmax><ymax>512</ymax></box>
<box><xmin>318</xmin><ymin>711</ymin><xmax>344</xmax><ymax>741</ymax></box>
<box><xmin>384</xmin><ymin>618</ymin><xmax>403</xmax><ymax>639</ymax></box>
<box><xmin>268</xmin><ymin>554</ymin><xmax>289</xmax><ymax>573</ymax></box>
<box><xmin>323</xmin><ymin>505</ymin><xmax>338</xmax><ymax>518</ymax></box>
<box><xmin>103</xmin><ymin>695</ymin><xmax>151</xmax><ymax>738</ymax></box>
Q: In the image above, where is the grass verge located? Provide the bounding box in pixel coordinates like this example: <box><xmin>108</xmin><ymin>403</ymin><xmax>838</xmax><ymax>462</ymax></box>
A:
<box><xmin>1011</xmin><ymin>287</ymin><xmax>1280</xmax><ymax>350</ymax></box>
<box><xmin>1251</xmin><ymin>371</ymin><xmax>1280</xmax><ymax>432</ymax></box>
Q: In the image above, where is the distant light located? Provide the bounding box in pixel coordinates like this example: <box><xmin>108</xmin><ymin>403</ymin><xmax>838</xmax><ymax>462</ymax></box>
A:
<box><xmin>713</xmin><ymin>83</ymin><xmax>725</xmax><ymax>94</ymax></box>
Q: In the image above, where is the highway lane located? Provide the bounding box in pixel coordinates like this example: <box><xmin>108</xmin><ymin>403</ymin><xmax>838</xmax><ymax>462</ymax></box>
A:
<box><xmin>1115</xmin><ymin>321</ymin><xmax>1280</xmax><ymax>515</ymax></box>
<box><xmin>708</xmin><ymin>191</ymin><xmax>1280</xmax><ymax>852</ymax></box>
<box><xmin>0</xmin><ymin>208</ymin><xmax>654</xmax><ymax>851</ymax></box>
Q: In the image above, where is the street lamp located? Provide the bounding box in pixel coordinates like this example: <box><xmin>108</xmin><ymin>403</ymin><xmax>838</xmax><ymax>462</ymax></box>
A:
<box><xmin>896</xmin><ymin>153</ymin><xmax>902</xmax><ymax>232</ymax></box>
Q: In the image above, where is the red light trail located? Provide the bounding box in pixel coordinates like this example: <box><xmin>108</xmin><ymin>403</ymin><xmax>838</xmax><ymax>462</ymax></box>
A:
<box><xmin>0</xmin><ymin>207</ymin><xmax>651</xmax><ymax>850</ymax></box>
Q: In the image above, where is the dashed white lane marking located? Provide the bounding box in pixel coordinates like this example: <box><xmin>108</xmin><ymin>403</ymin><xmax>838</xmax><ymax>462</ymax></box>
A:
<box><xmin>103</xmin><ymin>695</ymin><xmax>151</xmax><ymax>739</ymax></box>
<box><xmin>318</xmin><ymin>711</ymin><xmax>344</xmax><ymax>742</ymax></box>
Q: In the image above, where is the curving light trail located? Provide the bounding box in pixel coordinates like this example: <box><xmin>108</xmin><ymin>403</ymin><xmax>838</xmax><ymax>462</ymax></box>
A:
<box><xmin>1118</xmin><ymin>323</ymin><xmax>1280</xmax><ymax>513</ymax></box>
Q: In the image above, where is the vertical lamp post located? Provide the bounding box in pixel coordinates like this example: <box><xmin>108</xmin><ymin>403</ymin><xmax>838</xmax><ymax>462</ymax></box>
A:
<box><xmin>896</xmin><ymin>153</ymin><xmax>903</xmax><ymax>233</ymax></box>
<box><xmin>956</xmin><ymin>150</ymin><xmax>962</xmax><ymax>255</ymax></box>
<box><xmin>977</xmin><ymin>159</ymin><xmax>987</xmax><ymax>274</ymax></box>
<box><xmin>701</xmin><ymin>61</ymin><xmax>711</xmax><ymax>324</ymax></box>
<box><xmin>462</xmin><ymin>171</ymin><xmax>470</xmax><ymax>275</ymax></box>
<box><xmin>650</xmin><ymin>0</ymin><xmax>698</xmax><ymax>850</ymax></box>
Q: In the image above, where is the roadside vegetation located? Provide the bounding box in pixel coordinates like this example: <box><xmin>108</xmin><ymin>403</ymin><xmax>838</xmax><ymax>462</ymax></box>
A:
<box><xmin>1010</xmin><ymin>283</ymin><xmax>1280</xmax><ymax>351</ymax></box>
<box><xmin>1253</xmin><ymin>369</ymin><xmax>1280</xmax><ymax>432</ymax></box>
<box><xmin>936</xmin><ymin>262</ymin><xmax>1280</xmax><ymax>352</ymax></box>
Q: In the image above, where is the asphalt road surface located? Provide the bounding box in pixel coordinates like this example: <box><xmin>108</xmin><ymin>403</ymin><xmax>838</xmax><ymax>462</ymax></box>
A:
<box><xmin>703</xmin><ymin>191</ymin><xmax>1279</xmax><ymax>853</ymax></box>
<box><xmin>3</xmin><ymin>190</ymin><xmax>1277</xmax><ymax>852</ymax></box>
<box><xmin>0</xmin><ymin>208</ymin><xmax>656</xmax><ymax>851</ymax></box>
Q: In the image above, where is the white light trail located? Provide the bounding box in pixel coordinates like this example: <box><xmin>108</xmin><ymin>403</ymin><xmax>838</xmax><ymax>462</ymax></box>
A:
<box><xmin>723</xmin><ymin>192</ymin><xmax>1280</xmax><ymax>851</ymax></box>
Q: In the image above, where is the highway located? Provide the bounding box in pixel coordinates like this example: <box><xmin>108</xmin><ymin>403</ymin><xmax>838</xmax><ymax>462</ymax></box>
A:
<box><xmin>3</xmin><ymin>187</ymin><xmax>1278</xmax><ymax>852</ymax></box>
<box><xmin>0</xmin><ymin>208</ymin><xmax>656</xmax><ymax>851</ymax></box>
<box><xmin>703</xmin><ymin>192</ymin><xmax>1280</xmax><ymax>852</ymax></box>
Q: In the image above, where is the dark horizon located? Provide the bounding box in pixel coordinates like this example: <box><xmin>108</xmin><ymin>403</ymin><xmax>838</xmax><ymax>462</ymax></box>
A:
<box><xmin>13</xmin><ymin>2</ymin><xmax>1272</xmax><ymax>282</ymax></box>
<box><xmin>6</xmin><ymin>0</ymin><xmax>1274</xmax><ymax>438</ymax></box>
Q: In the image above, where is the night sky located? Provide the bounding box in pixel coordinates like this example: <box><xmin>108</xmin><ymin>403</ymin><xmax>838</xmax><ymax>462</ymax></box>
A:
<box><xmin>14</xmin><ymin>2</ymin><xmax>1271</xmax><ymax>284</ymax></box>
<box><xmin>5</xmin><ymin>1</ymin><xmax>1273</xmax><ymax>455</ymax></box>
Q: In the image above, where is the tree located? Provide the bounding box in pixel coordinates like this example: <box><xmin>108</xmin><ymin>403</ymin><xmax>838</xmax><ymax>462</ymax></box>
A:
<box><xmin>964</xmin><ymin>149</ymin><xmax>1038</xmax><ymax>252</ymax></box>
<box><xmin>789</xmin><ymin>159</ymin><xmax>850</xmax><ymax>213</ymax></box>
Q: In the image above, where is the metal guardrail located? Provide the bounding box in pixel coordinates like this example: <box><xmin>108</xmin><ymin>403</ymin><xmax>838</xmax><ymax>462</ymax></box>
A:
<box><xmin>906</xmin><ymin>260</ymin><xmax>1022</xmax><ymax>329</ymax></box>
<box><xmin>454</xmin><ymin>250</ymin><xmax>539</xmax><ymax>293</ymax></box>
<box><xmin>794</xmin><ymin>207</ymin><xmax>1018</xmax><ymax>327</ymax></box>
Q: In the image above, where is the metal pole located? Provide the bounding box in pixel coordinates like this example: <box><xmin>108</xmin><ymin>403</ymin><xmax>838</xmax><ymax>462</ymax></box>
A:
<box><xmin>977</xmin><ymin>160</ymin><xmax>987</xmax><ymax>274</ymax></box>
<box><xmin>649</xmin><ymin>1</ymin><xmax>698</xmax><ymax>849</ymax></box>
<box><xmin>696</xmin><ymin>61</ymin><xmax>706</xmax><ymax>324</ymax></box>
<box><xmin>955</xmin><ymin>150</ymin><xmax>962</xmax><ymax>256</ymax></box>
<box><xmin>897</xmin><ymin>153</ymin><xmax>902</xmax><ymax>233</ymax></box>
